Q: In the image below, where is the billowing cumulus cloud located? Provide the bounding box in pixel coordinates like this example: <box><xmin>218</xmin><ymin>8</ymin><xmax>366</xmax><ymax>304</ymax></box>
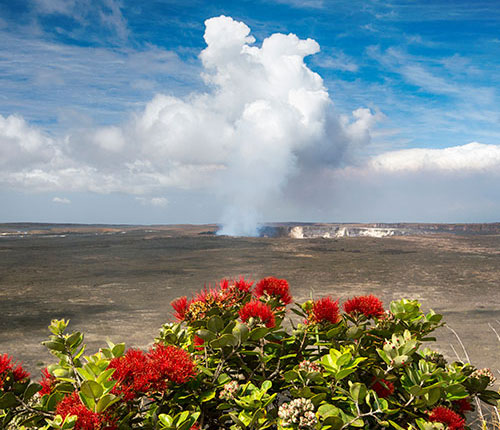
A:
<box><xmin>0</xmin><ymin>15</ymin><xmax>381</xmax><ymax>235</ymax></box>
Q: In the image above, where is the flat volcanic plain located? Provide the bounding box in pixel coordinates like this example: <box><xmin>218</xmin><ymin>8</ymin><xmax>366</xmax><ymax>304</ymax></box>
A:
<box><xmin>0</xmin><ymin>223</ymin><xmax>499</xmax><ymax>380</ymax></box>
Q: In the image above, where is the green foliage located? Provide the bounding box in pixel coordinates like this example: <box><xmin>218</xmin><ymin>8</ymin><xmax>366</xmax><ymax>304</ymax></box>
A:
<box><xmin>0</xmin><ymin>277</ymin><xmax>498</xmax><ymax>429</ymax></box>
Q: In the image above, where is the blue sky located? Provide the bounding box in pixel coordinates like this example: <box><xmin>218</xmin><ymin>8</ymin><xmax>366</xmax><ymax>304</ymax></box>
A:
<box><xmin>1</xmin><ymin>0</ymin><xmax>500</xmax><ymax>230</ymax></box>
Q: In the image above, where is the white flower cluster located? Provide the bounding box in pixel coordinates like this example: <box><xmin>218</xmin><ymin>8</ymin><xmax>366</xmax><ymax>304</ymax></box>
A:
<box><xmin>219</xmin><ymin>380</ymin><xmax>239</xmax><ymax>400</ymax></box>
<box><xmin>278</xmin><ymin>398</ymin><xmax>317</xmax><ymax>429</ymax></box>
<box><xmin>471</xmin><ymin>368</ymin><xmax>496</xmax><ymax>385</ymax></box>
<box><xmin>298</xmin><ymin>360</ymin><xmax>321</xmax><ymax>373</ymax></box>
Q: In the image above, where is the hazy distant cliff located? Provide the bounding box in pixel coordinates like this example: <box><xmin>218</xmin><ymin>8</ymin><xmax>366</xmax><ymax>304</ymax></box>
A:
<box><xmin>258</xmin><ymin>222</ymin><xmax>500</xmax><ymax>238</ymax></box>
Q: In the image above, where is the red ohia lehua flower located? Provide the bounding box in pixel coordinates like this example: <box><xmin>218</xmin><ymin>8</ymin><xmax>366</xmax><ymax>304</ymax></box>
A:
<box><xmin>0</xmin><ymin>353</ymin><xmax>29</xmax><ymax>390</ymax></box>
<box><xmin>428</xmin><ymin>406</ymin><xmax>465</xmax><ymax>430</ymax></box>
<box><xmin>56</xmin><ymin>391</ymin><xmax>117</xmax><ymax>430</ymax></box>
<box><xmin>343</xmin><ymin>294</ymin><xmax>384</xmax><ymax>318</ymax></box>
<box><xmin>38</xmin><ymin>367</ymin><xmax>57</xmax><ymax>396</ymax></box>
<box><xmin>193</xmin><ymin>335</ymin><xmax>205</xmax><ymax>351</ymax></box>
<box><xmin>171</xmin><ymin>296</ymin><xmax>191</xmax><ymax>321</ymax></box>
<box><xmin>108</xmin><ymin>345</ymin><xmax>196</xmax><ymax>400</ymax></box>
<box><xmin>239</xmin><ymin>300</ymin><xmax>276</xmax><ymax>328</ymax></box>
<box><xmin>108</xmin><ymin>349</ymin><xmax>151</xmax><ymax>401</ymax></box>
<box><xmin>147</xmin><ymin>343</ymin><xmax>196</xmax><ymax>386</ymax></box>
<box><xmin>371</xmin><ymin>378</ymin><xmax>395</xmax><ymax>398</ymax></box>
<box><xmin>453</xmin><ymin>398</ymin><xmax>473</xmax><ymax>415</ymax></box>
<box><xmin>309</xmin><ymin>296</ymin><xmax>340</xmax><ymax>324</ymax></box>
<box><xmin>221</xmin><ymin>277</ymin><xmax>254</xmax><ymax>293</ymax></box>
<box><xmin>254</xmin><ymin>277</ymin><xmax>292</xmax><ymax>305</ymax></box>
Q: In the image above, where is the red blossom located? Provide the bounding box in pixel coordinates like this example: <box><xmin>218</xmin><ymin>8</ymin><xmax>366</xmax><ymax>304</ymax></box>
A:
<box><xmin>371</xmin><ymin>378</ymin><xmax>395</xmax><ymax>398</ymax></box>
<box><xmin>148</xmin><ymin>344</ymin><xmax>196</xmax><ymax>386</ymax></box>
<box><xmin>428</xmin><ymin>406</ymin><xmax>465</xmax><ymax>430</ymax></box>
<box><xmin>343</xmin><ymin>295</ymin><xmax>384</xmax><ymax>318</ymax></box>
<box><xmin>13</xmin><ymin>364</ymin><xmax>30</xmax><ymax>382</ymax></box>
<box><xmin>232</xmin><ymin>277</ymin><xmax>253</xmax><ymax>293</ymax></box>
<box><xmin>309</xmin><ymin>297</ymin><xmax>340</xmax><ymax>324</ymax></box>
<box><xmin>108</xmin><ymin>349</ymin><xmax>150</xmax><ymax>400</ymax></box>
<box><xmin>171</xmin><ymin>296</ymin><xmax>191</xmax><ymax>321</ymax></box>
<box><xmin>0</xmin><ymin>353</ymin><xmax>30</xmax><ymax>390</ymax></box>
<box><xmin>239</xmin><ymin>300</ymin><xmax>276</xmax><ymax>328</ymax></box>
<box><xmin>39</xmin><ymin>368</ymin><xmax>57</xmax><ymax>397</ymax></box>
<box><xmin>108</xmin><ymin>345</ymin><xmax>196</xmax><ymax>400</ymax></box>
<box><xmin>56</xmin><ymin>391</ymin><xmax>117</xmax><ymax>430</ymax></box>
<box><xmin>193</xmin><ymin>335</ymin><xmax>205</xmax><ymax>351</ymax></box>
<box><xmin>254</xmin><ymin>277</ymin><xmax>292</xmax><ymax>305</ymax></box>
<box><xmin>194</xmin><ymin>286</ymin><xmax>223</xmax><ymax>304</ymax></box>
<box><xmin>453</xmin><ymin>398</ymin><xmax>473</xmax><ymax>415</ymax></box>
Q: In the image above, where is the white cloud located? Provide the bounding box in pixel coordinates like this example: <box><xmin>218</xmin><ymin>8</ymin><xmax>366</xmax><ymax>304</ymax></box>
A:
<box><xmin>369</xmin><ymin>142</ymin><xmax>500</xmax><ymax>173</ymax></box>
<box><xmin>0</xmin><ymin>114</ymin><xmax>59</xmax><ymax>169</ymax></box>
<box><xmin>0</xmin><ymin>31</ymin><xmax>201</xmax><ymax>129</ymax></box>
<box><xmin>0</xmin><ymin>16</ymin><xmax>379</xmax><ymax>234</ymax></box>
<box><xmin>136</xmin><ymin>196</ymin><xmax>168</xmax><ymax>207</ymax></box>
<box><xmin>33</xmin><ymin>0</ymin><xmax>128</xmax><ymax>40</ymax></box>
<box><xmin>52</xmin><ymin>196</ymin><xmax>71</xmax><ymax>204</ymax></box>
<box><xmin>313</xmin><ymin>51</ymin><xmax>359</xmax><ymax>72</ymax></box>
<box><xmin>270</xmin><ymin>0</ymin><xmax>324</xmax><ymax>9</ymax></box>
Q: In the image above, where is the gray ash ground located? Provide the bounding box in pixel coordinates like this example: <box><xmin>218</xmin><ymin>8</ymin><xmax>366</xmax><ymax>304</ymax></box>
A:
<box><xmin>0</xmin><ymin>224</ymin><xmax>499</xmax><ymax>382</ymax></box>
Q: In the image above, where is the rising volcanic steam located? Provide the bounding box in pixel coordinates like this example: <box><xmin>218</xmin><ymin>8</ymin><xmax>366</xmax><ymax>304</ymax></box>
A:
<box><xmin>196</xmin><ymin>16</ymin><xmax>376</xmax><ymax>235</ymax></box>
<box><xmin>200</xmin><ymin>16</ymin><xmax>328</xmax><ymax>236</ymax></box>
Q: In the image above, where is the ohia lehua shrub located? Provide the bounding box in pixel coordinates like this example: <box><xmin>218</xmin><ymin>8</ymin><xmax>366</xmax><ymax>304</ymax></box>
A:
<box><xmin>0</xmin><ymin>276</ymin><xmax>498</xmax><ymax>429</ymax></box>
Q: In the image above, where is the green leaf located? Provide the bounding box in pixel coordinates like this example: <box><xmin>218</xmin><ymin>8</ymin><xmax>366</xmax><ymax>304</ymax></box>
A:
<box><xmin>174</xmin><ymin>410</ymin><xmax>190</xmax><ymax>425</ymax></box>
<box><xmin>229</xmin><ymin>412</ymin><xmax>246</xmax><ymax>428</ymax></box>
<box><xmin>232</xmin><ymin>322</ymin><xmax>250</xmax><ymax>342</ymax></box>
<box><xmin>80</xmin><ymin>380</ymin><xmax>103</xmax><ymax>399</ymax></box>
<box><xmin>197</xmin><ymin>365</ymin><xmax>214</xmax><ymax>377</ymax></box>
<box><xmin>196</xmin><ymin>329</ymin><xmax>216</xmax><ymax>342</ymax></box>
<box><xmin>425</xmin><ymin>387</ymin><xmax>441</xmax><ymax>406</ymax></box>
<box><xmin>46</xmin><ymin>392</ymin><xmax>65</xmax><ymax>410</ymax></box>
<box><xmin>0</xmin><ymin>392</ymin><xmax>19</xmax><ymax>409</ymax></box>
<box><xmin>346</xmin><ymin>326</ymin><xmax>364</xmax><ymax>339</ymax></box>
<box><xmin>76</xmin><ymin>367</ymin><xmax>94</xmax><ymax>381</ymax></box>
<box><xmin>159</xmin><ymin>414</ymin><xmax>173</xmax><ymax>427</ymax></box>
<box><xmin>56</xmin><ymin>382</ymin><xmax>76</xmax><ymax>393</ymax></box>
<box><xmin>262</xmin><ymin>380</ymin><xmax>272</xmax><ymax>391</ymax></box>
<box><xmin>24</xmin><ymin>383</ymin><xmax>42</xmax><ymax>401</ymax></box>
<box><xmin>351</xmin><ymin>417</ymin><xmax>365</xmax><ymax>427</ymax></box>
<box><xmin>336</xmin><ymin>368</ymin><xmax>356</xmax><ymax>380</ymax></box>
<box><xmin>388</xmin><ymin>420</ymin><xmax>406</xmax><ymax>430</ymax></box>
<box><xmin>310</xmin><ymin>393</ymin><xmax>327</xmax><ymax>407</ymax></box>
<box><xmin>322</xmin><ymin>415</ymin><xmax>344</xmax><ymax>430</ymax></box>
<box><xmin>111</xmin><ymin>343</ymin><xmax>125</xmax><ymax>357</ymax></box>
<box><xmin>337</xmin><ymin>352</ymin><xmax>352</xmax><ymax>367</ymax></box>
<box><xmin>318</xmin><ymin>403</ymin><xmax>341</xmax><ymax>417</ymax></box>
<box><xmin>67</xmin><ymin>332</ymin><xmax>83</xmax><ymax>349</ymax></box>
<box><xmin>326</xmin><ymin>325</ymin><xmax>343</xmax><ymax>338</ymax></box>
<box><xmin>42</xmin><ymin>340</ymin><xmax>66</xmax><ymax>352</ymax></box>
<box><xmin>96</xmin><ymin>369</ymin><xmax>115</xmax><ymax>384</ymax></box>
<box><xmin>74</xmin><ymin>345</ymin><xmax>86</xmax><ymax>359</ymax></box>
<box><xmin>79</xmin><ymin>392</ymin><xmax>95</xmax><ymax>410</ymax></box>
<box><xmin>210</xmin><ymin>333</ymin><xmax>238</xmax><ymax>348</ymax></box>
<box><xmin>95</xmin><ymin>394</ymin><xmax>118</xmax><ymax>413</ymax></box>
<box><xmin>377</xmin><ymin>349</ymin><xmax>391</xmax><ymax>365</ymax></box>
<box><xmin>208</xmin><ymin>315</ymin><xmax>224</xmax><ymax>333</ymax></box>
<box><xmin>350</xmin><ymin>382</ymin><xmax>367</xmax><ymax>403</ymax></box>
<box><xmin>283</xmin><ymin>370</ymin><xmax>299</xmax><ymax>382</ymax></box>
<box><xmin>222</xmin><ymin>320</ymin><xmax>236</xmax><ymax>334</ymax></box>
<box><xmin>249</xmin><ymin>327</ymin><xmax>269</xmax><ymax>341</ymax></box>
<box><xmin>200</xmin><ymin>390</ymin><xmax>216</xmax><ymax>402</ymax></box>
<box><xmin>62</xmin><ymin>415</ymin><xmax>78</xmax><ymax>429</ymax></box>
